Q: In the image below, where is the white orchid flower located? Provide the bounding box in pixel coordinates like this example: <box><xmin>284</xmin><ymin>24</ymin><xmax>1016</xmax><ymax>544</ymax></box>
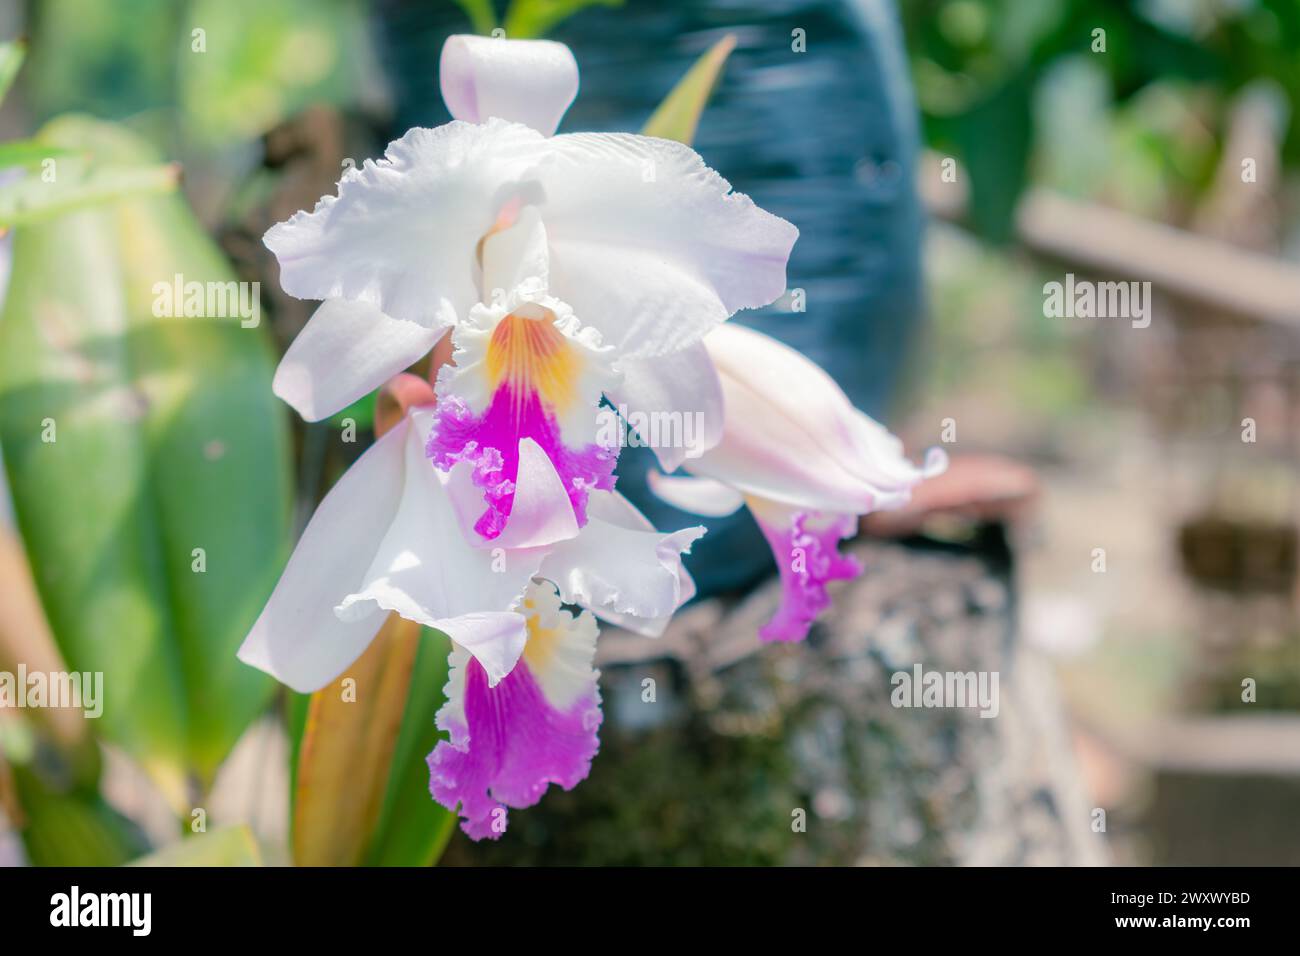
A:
<box><xmin>238</xmin><ymin>397</ymin><xmax>701</xmax><ymax>838</ymax></box>
<box><xmin>649</xmin><ymin>323</ymin><xmax>947</xmax><ymax>643</ymax></box>
<box><xmin>265</xmin><ymin>34</ymin><xmax>797</xmax><ymax>546</ymax></box>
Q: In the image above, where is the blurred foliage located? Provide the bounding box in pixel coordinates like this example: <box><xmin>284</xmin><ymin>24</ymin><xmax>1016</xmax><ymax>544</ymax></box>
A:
<box><xmin>22</xmin><ymin>0</ymin><xmax>376</xmax><ymax>156</ymax></box>
<box><xmin>5</xmin><ymin>714</ymin><xmax>148</xmax><ymax>867</ymax></box>
<box><xmin>14</xmin><ymin>764</ymin><xmax>151</xmax><ymax>866</ymax></box>
<box><xmin>452</xmin><ymin>0</ymin><xmax>624</xmax><ymax>37</ymax></box>
<box><xmin>0</xmin><ymin>158</ymin><xmax>179</xmax><ymax>228</ymax></box>
<box><xmin>0</xmin><ymin>41</ymin><xmax>179</xmax><ymax>228</ymax></box>
<box><xmin>177</xmin><ymin>0</ymin><xmax>377</xmax><ymax>148</ymax></box>
<box><xmin>903</xmin><ymin>0</ymin><xmax>1300</xmax><ymax>239</ymax></box>
<box><xmin>129</xmin><ymin>824</ymin><xmax>263</xmax><ymax>866</ymax></box>
<box><xmin>0</xmin><ymin>36</ymin><xmax>25</xmax><ymax>101</ymax></box>
<box><xmin>503</xmin><ymin>0</ymin><xmax>623</xmax><ymax>38</ymax></box>
<box><xmin>0</xmin><ymin>116</ymin><xmax>292</xmax><ymax>804</ymax></box>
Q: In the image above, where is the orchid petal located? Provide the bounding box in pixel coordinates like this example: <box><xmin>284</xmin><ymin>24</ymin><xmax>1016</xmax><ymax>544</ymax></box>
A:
<box><xmin>430</xmin><ymin>582</ymin><xmax>601</xmax><ymax>840</ymax></box>
<box><xmin>694</xmin><ymin>322</ymin><xmax>944</xmax><ymax>513</ymax></box>
<box><xmin>537</xmin><ymin>133</ymin><xmax>798</xmax><ymax>356</ymax></box>
<box><xmin>273</xmin><ymin>297</ymin><xmax>444</xmax><ymax>422</ymax></box>
<box><xmin>749</xmin><ymin>498</ymin><xmax>862</xmax><ymax>644</ymax></box>
<box><xmin>539</xmin><ymin>490</ymin><xmax>703</xmax><ymax>635</ymax></box>
<box><xmin>440</xmin><ymin>34</ymin><xmax>579</xmax><ymax>137</ymax></box>
<box><xmin>646</xmin><ymin>470</ymin><xmax>745</xmax><ymax>518</ymax></box>
<box><xmin>236</xmin><ymin>420</ymin><xmax>408</xmax><ymax>692</ymax></box>
<box><xmin>610</xmin><ymin>342</ymin><xmax>723</xmax><ymax>470</ymax></box>
<box><xmin>263</xmin><ymin>119</ymin><xmax>545</xmax><ymax>327</ymax></box>
<box><xmin>336</xmin><ymin>409</ymin><xmax>543</xmax><ymax>684</ymax></box>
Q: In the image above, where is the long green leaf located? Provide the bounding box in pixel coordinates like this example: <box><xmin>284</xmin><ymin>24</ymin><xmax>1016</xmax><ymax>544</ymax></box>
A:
<box><xmin>292</xmin><ymin>617</ymin><xmax>456</xmax><ymax>866</ymax></box>
<box><xmin>0</xmin><ymin>158</ymin><xmax>178</xmax><ymax>229</ymax></box>
<box><xmin>11</xmin><ymin>760</ymin><xmax>148</xmax><ymax>867</ymax></box>
<box><xmin>453</xmin><ymin>0</ymin><xmax>498</xmax><ymax>34</ymax></box>
<box><xmin>293</xmin><ymin>613</ymin><xmax>423</xmax><ymax>866</ymax></box>
<box><xmin>0</xmin><ymin>39</ymin><xmax>24</xmax><ymax>107</ymax></box>
<box><xmin>365</xmin><ymin>627</ymin><xmax>456</xmax><ymax>866</ymax></box>
<box><xmin>641</xmin><ymin>34</ymin><xmax>736</xmax><ymax>146</ymax></box>
<box><xmin>288</xmin><ymin>624</ymin><xmax>455</xmax><ymax>866</ymax></box>
<box><xmin>503</xmin><ymin>0</ymin><xmax>621</xmax><ymax>39</ymax></box>
<box><xmin>0</xmin><ymin>141</ymin><xmax>78</xmax><ymax>171</ymax></box>
<box><xmin>0</xmin><ymin>116</ymin><xmax>291</xmax><ymax>799</ymax></box>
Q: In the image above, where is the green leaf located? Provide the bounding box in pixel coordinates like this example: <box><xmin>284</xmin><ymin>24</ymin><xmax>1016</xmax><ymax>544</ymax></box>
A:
<box><xmin>128</xmin><ymin>825</ymin><xmax>262</xmax><ymax>866</ymax></box>
<box><xmin>0</xmin><ymin>157</ymin><xmax>178</xmax><ymax>229</ymax></box>
<box><xmin>641</xmin><ymin>34</ymin><xmax>737</xmax><ymax>146</ymax></box>
<box><xmin>327</xmin><ymin>387</ymin><xmax>376</xmax><ymax>431</ymax></box>
<box><xmin>453</xmin><ymin>0</ymin><xmax>498</xmax><ymax>34</ymax></box>
<box><xmin>292</xmin><ymin>613</ymin><xmax>425</xmax><ymax>866</ymax></box>
<box><xmin>178</xmin><ymin>0</ymin><xmax>375</xmax><ymax>147</ymax></box>
<box><xmin>0</xmin><ymin>116</ymin><xmax>292</xmax><ymax>798</ymax></box>
<box><xmin>289</xmin><ymin>622</ymin><xmax>455</xmax><ymax>866</ymax></box>
<box><xmin>365</xmin><ymin>627</ymin><xmax>456</xmax><ymax>866</ymax></box>
<box><xmin>0</xmin><ymin>141</ymin><xmax>79</xmax><ymax>172</ymax></box>
<box><xmin>0</xmin><ymin>39</ymin><xmax>25</xmax><ymax>107</ymax></box>
<box><xmin>949</xmin><ymin>71</ymin><xmax>1035</xmax><ymax>245</ymax></box>
<box><xmin>503</xmin><ymin>0</ymin><xmax>622</xmax><ymax>39</ymax></box>
<box><xmin>11</xmin><ymin>761</ymin><xmax>149</xmax><ymax>867</ymax></box>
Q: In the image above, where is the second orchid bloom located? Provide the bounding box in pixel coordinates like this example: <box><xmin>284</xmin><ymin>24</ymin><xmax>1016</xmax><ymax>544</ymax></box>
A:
<box><xmin>239</xmin><ymin>34</ymin><xmax>942</xmax><ymax>839</ymax></box>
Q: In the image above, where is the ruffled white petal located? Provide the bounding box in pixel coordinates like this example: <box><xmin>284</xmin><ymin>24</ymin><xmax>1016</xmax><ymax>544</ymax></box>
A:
<box><xmin>440</xmin><ymin>34</ymin><xmax>579</xmax><ymax>137</ymax></box>
<box><xmin>538</xmin><ymin>490</ymin><xmax>702</xmax><ymax>636</ymax></box>
<box><xmin>440</xmin><ymin>613</ymin><xmax>531</xmax><ymax>688</ymax></box>
<box><xmin>518</xmin><ymin>580</ymin><xmax>600</xmax><ymax>709</ymax></box>
<box><xmin>536</xmin><ymin>133</ymin><xmax>798</xmax><ymax>356</ymax></box>
<box><xmin>336</xmin><ymin>409</ymin><xmax>543</xmax><ymax>684</ymax></box>
<box><xmin>236</xmin><ymin>420</ymin><xmax>409</xmax><ymax>693</ymax></box>
<box><xmin>263</xmin><ymin>120</ymin><xmax>546</xmax><ymax>328</ymax></box>
<box><xmin>273</xmin><ymin>297</ymin><xmax>444</xmax><ymax>421</ymax></box>
<box><xmin>694</xmin><ymin>323</ymin><xmax>944</xmax><ymax>513</ymax></box>
<box><xmin>646</xmin><ymin>470</ymin><xmax>745</xmax><ymax>517</ymax></box>
<box><xmin>610</xmin><ymin>342</ymin><xmax>723</xmax><ymax>471</ymax></box>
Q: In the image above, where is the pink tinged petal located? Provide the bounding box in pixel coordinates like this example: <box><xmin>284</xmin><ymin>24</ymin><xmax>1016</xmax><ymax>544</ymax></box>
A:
<box><xmin>850</xmin><ymin>411</ymin><xmax>950</xmax><ymax>508</ymax></box>
<box><xmin>696</xmin><ymin>323</ymin><xmax>946</xmax><ymax>514</ymax></box>
<box><xmin>263</xmin><ymin>119</ymin><xmax>546</xmax><ymax>327</ymax></box>
<box><xmin>536</xmin><ymin>133</ymin><xmax>799</xmax><ymax>356</ymax></box>
<box><xmin>539</xmin><ymin>490</ymin><xmax>703</xmax><ymax>636</ymax></box>
<box><xmin>237</xmin><ymin>419</ymin><xmax>409</xmax><ymax>693</ymax></box>
<box><xmin>610</xmin><ymin>342</ymin><xmax>724</xmax><ymax>471</ymax></box>
<box><xmin>335</xmin><ymin>409</ymin><xmax>544</xmax><ymax>682</ymax></box>
<box><xmin>443</xmin><ymin>436</ymin><xmax>583</xmax><ymax>550</ymax></box>
<box><xmin>273</xmin><ymin>298</ymin><xmax>444</xmax><ymax>422</ymax></box>
<box><xmin>429</xmin><ymin>584</ymin><xmax>601</xmax><ymax>840</ymax></box>
<box><xmin>645</xmin><ymin>470</ymin><xmax>744</xmax><ymax>518</ymax></box>
<box><xmin>439</xmin><ymin>34</ymin><xmax>579</xmax><ymax>137</ymax></box>
<box><xmin>751</xmin><ymin>501</ymin><xmax>862</xmax><ymax>644</ymax></box>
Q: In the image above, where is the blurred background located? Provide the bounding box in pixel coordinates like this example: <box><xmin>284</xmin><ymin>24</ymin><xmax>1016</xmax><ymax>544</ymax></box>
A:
<box><xmin>1</xmin><ymin>0</ymin><xmax>1298</xmax><ymax>866</ymax></box>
